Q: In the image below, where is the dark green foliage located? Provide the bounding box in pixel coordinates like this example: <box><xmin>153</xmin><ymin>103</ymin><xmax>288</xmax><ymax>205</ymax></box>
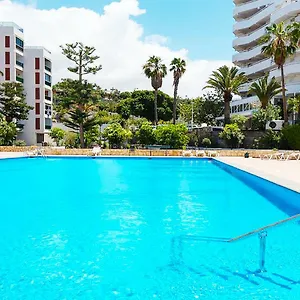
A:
<box><xmin>219</xmin><ymin>124</ymin><xmax>245</xmax><ymax>148</ymax></box>
<box><xmin>202</xmin><ymin>138</ymin><xmax>212</xmax><ymax>148</ymax></box>
<box><xmin>103</xmin><ymin>123</ymin><xmax>132</xmax><ymax>147</ymax></box>
<box><xmin>252</xmin><ymin>105</ymin><xmax>281</xmax><ymax>130</ymax></box>
<box><xmin>0</xmin><ymin>120</ymin><xmax>17</xmax><ymax>145</ymax></box>
<box><xmin>13</xmin><ymin>140</ymin><xmax>26</xmax><ymax>146</ymax></box>
<box><xmin>253</xmin><ymin>130</ymin><xmax>283</xmax><ymax>149</ymax></box>
<box><xmin>154</xmin><ymin>124</ymin><xmax>189</xmax><ymax>149</ymax></box>
<box><xmin>116</xmin><ymin>90</ymin><xmax>173</xmax><ymax>122</ymax></box>
<box><xmin>49</xmin><ymin>128</ymin><xmax>65</xmax><ymax>146</ymax></box>
<box><xmin>281</xmin><ymin>124</ymin><xmax>300</xmax><ymax>150</ymax></box>
<box><xmin>0</xmin><ymin>82</ymin><xmax>32</xmax><ymax>122</ymax></box>
<box><xmin>136</xmin><ymin>122</ymin><xmax>155</xmax><ymax>145</ymax></box>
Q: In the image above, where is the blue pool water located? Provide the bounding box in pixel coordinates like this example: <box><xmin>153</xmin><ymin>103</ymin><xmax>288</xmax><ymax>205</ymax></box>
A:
<box><xmin>0</xmin><ymin>157</ymin><xmax>300</xmax><ymax>299</ymax></box>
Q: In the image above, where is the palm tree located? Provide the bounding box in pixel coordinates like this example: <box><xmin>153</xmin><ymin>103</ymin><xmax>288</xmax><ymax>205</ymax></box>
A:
<box><xmin>143</xmin><ymin>56</ymin><xmax>167</xmax><ymax>125</ymax></box>
<box><xmin>260</xmin><ymin>22</ymin><xmax>300</xmax><ymax>124</ymax></box>
<box><xmin>204</xmin><ymin>66</ymin><xmax>247</xmax><ymax>125</ymax></box>
<box><xmin>249</xmin><ymin>76</ymin><xmax>282</xmax><ymax>109</ymax></box>
<box><xmin>170</xmin><ymin>58</ymin><xmax>186</xmax><ymax>124</ymax></box>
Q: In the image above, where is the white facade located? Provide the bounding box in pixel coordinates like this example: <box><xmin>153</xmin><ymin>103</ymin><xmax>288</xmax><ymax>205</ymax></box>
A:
<box><xmin>232</xmin><ymin>0</ymin><xmax>300</xmax><ymax>117</ymax></box>
<box><xmin>0</xmin><ymin>22</ymin><xmax>52</xmax><ymax>145</ymax></box>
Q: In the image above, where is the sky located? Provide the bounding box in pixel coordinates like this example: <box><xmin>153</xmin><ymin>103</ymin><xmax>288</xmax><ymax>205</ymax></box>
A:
<box><xmin>0</xmin><ymin>0</ymin><xmax>234</xmax><ymax>97</ymax></box>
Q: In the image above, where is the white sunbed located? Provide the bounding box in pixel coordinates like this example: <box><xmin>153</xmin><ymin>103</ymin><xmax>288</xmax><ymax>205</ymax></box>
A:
<box><xmin>286</xmin><ymin>152</ymin><xmax>300</xmax><ymax>161</ymax></box>
<box><xmin>92</xmin><ymin>147</ymin><xmax>102</xmax><ymax>156</ymax></box>
<box><xmin>195</xmin><ymin>150</ymin><xmax>206</xmax><ymax>157</ymax></box>
<box><xmin>182</xmin><ymin>150</ymin><xmax>193</xmax><ymax>157</ymax></box>
<box><xmin>261</xmin><ymin>152</ymin><xmax>285</xmax><ymax>160</ymax></box>
<box><xmin>207</xmin><ymin>151</ymin><xmax>219</xmax><ymax>157</ymax></box>
<box><xmin>26</xmin><ymin>148</ymin><xmax>45</xmax><ymax>157</ymax></box>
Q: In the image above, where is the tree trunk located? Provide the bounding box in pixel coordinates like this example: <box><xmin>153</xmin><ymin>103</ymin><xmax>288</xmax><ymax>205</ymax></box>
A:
<box><xmin>154</xmin><ymin>89</ymin><xmax>158</xmax><ymax>125</ymax></box>
<box><xmin>280</xmin><ymin>65</ymin><xmax>288</xmax><ymax>125</ymax></box>
<box><xmin>173</xmin><ymin>83</ymin><xmax>178</xmax><ymax>125</ymax></box>
<box><xmin>224</xmin><ymin>100</ymin><xmax>231</xmax><ymax>125</ymax></box>
<box><xmin>79</xmin><ymin>124</ymin><xmax>84</xmax><ymax>148</ymax></box>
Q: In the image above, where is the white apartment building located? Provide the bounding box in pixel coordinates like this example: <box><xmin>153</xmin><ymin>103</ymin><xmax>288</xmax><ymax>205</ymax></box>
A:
<box><xmin>0</xmin><ymin>22</ymin><xmax>52</xmax><ymax>145</ymax></box>
<box><xmin>232</xmin><ymin>0</ymin><xmax>300</xmax><ymax>118</ymax></box>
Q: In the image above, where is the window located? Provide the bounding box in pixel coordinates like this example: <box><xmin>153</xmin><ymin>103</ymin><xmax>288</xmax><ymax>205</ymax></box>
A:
<box><xmin>45</xmin><ymin>118</ymin><xmax>52</xmax><ymax>130</ymax></box>
<box><xmin>35</xmin><ymin>88</ymin><xmax>40</xmax><ymax>100</ymax></box>
<box><xmin>35</xmin><ymin>58</ymin><xmax>40</xmax><ymax>70</ymax></box>
<box><xmin>35</xmin><ymin>103</ymin><xmax>40</xmax><ymax>115</ymax></box>
<box><xmin>45</xmin><ymin>74</ymin><xmax>51</xmax><ymax>82</ymax></box>
<box><xmin>5</xmin><ymin>36</ymin><xmax>10</xmax><ymax>48</ymax></box>
<box><xmin>16</xmin><ymin>37</ymin><xmax>24</xmax><ymax>49</ymax></box>
<box><xmin>5</xmin><ymin>68</ymin><xmax>10</xmax><ymax>80</ymax></box>
<box><xmin>5</xmin><ymin>52</ymin><xmax>10</xmax><ymax>64</ymax></box>
<box><xmin>35</xmin><ymin>72</ymin><xmax>40</xmax><ymax>84</ymax></box>
<box><xmin>35</xmin><ymin>118</ymin><xmax>40</xmax><ymax>130</ymax></box>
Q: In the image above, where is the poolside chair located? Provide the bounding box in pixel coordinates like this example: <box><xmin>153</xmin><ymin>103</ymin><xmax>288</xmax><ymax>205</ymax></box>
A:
<box><xmin>261</xmin><ymin>152</ymin><xmax>285</xmax><ymax>160</ymax></box>
<box><xmin>207</xmin><ymin>151</ymin><xmax>219</xmax><ymax>157</ymax></box>
<box><xmin>286</xmin><ymin>152</ymin><xmax>300</xmax><ymax>161</ymax></box>
<box><xmin>195</xmin><ymin>150</ymin><xmax>205</xmax><ymax>157</ymax></box>
<box><xmin>26</xmin><ymin>148</ymin><xmax>45</xmax><ymax>157</ymax></box>
<box><xmin>182</xmin><ymin>150</ymin><xmax>193</xmax><ymax>157</ymax></box>
<box><xmin>92</xmin><ymin>146</ymin><xmax>102</xmax><ymax>156</ymax></box>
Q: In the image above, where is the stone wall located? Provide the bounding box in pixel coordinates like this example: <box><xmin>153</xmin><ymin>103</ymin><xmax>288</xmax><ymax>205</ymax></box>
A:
<box><xmin>0</xmin><ymin>146</ymin><xmax>281</xmax><ymax>158</ymax></box>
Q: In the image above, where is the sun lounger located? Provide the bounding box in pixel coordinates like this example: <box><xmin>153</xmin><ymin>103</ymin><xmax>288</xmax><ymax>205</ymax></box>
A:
<box><xmin>261</xmin><ymin>152</ymin><xmax>285</xmax><ymax>160</ymax></box>
<box><xmin>286</xmin><ymin>152</ymin><xmax>300</xmax><ymax>161</ymax></box>
<box><xmin>207</xmin><ymin>151</ymin><xmax>219</xmax><ymax>157</ymax></box>
<box><xmin>182</xmin><ymin>150</ymin><xmax>193</xmax><ymax>157</ymax></box>
<box><xmin>195</xmin><ymin>150</ymin><xmax>206</xmax><ymax>157</ymax></box>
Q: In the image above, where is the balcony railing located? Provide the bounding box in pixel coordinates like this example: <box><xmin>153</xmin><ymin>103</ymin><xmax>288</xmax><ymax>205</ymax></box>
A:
<box><xmin>45</xmin><ymin>65</ymin><xmax>51</xmax><ymax>72</ymax></box>
<box><xmin>16</xmin><ymin>45</ymin><xmax>23</xmax><ymax>52</ymax></box>
<box><xmin>45</xmin><ymin>80</ymin><xmax>51</xmax><ymax>87</ymax></box>
<box><xmin>16</xmin><ymin>76</ymin><xmax>24</xmax><ymax>83</ymax></box>
<box><xmin>16</xmin><ymin>61</ymin><xmax>24</xmax><ymax>68</ymax></box>
<box><xmin>45</xmin><ymin>95</ymin><xmax>51</xmax><ymax>101</ymax></box>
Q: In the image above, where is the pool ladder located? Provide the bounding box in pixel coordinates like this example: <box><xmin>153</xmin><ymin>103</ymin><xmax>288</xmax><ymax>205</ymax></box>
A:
<box><xmin>172</xmin><ymin>213</ymin><xmax>300</xmax><ymax>272</ymax></box>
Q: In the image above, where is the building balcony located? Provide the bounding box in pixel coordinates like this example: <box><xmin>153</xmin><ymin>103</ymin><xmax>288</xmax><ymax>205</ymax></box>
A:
<box><xmin>234</xmin><ymin>0</ymin><xmax>272</xmax><ymax>20</ymax></box>
<box><xmin>270</xmin><ymin>61</ymin><xmax>300</xmax><ymax>79</ymax></box>
<box><xmin>45</xmin><ymin>65</ymin><xmax>51</xmax><ymax>73</ymax></box>
<box><xmin>240</xmin><ymin>57</ymin><xmax>275</xmax><ymax>76</ymax></box>
<box><xmin>16</xmin><ymin>76</ymin><xmax>24</xmax><ymax>83</ymax></box>
<box><xmin>16</xmin><ymin>60</ymin><xmax>24</xmax><ymax>70</ymax></box>
<box><xmin>45</xmin><ymin>80</ymin><xmax>51</xmax><ymax>87</ymax></box>
<box><xmin>233</xmin><ymin>44</ymin><xmax>265</xmax><ymax>65</ymax></box>
<box><xmin>45</xmin><ymin>95</ymin><xmax>51</xmax><ymax>101</ymax></box>
<box><xmin>271</xmin><ymin>1</ymin><xmax>300</xmax><ymax>24</ymax></box>
<box><xmin>233</xmin><ymin>4</ymin><xmax>274</xmax><ymax>33</ymax></box>
<box><xmin>233</xmin><ymin>24</ymin><xmax>267</xmax><ymax>50</ymax></box>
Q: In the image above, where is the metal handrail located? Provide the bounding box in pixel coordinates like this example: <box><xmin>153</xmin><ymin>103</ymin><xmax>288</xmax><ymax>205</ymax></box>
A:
<box><xmin>171</xmin><ymin>213</ymin><xmax>300</xmax><ymax>272</ymax></box>
<box><xmin>228</xmin><ymin>213</ymin><xmax>300</xmax><ymax>243</ymax></box>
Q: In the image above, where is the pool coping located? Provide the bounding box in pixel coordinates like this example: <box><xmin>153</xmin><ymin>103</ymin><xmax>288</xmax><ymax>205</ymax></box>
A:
<box><xmin>214</xmin><ymin>157</ymin><xmax>300</xmax><ymax>194</ymax></box>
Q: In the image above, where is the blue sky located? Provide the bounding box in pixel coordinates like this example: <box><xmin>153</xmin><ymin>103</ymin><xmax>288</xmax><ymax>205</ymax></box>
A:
<box><xmin>20</xmin><ymin>0</ymin><xmax>234</xmax><ymax>61</ymax></box>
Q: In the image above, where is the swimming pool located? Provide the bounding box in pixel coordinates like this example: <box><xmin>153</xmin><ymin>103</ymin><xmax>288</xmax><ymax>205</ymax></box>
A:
<box><xmin>0</xmin><ymin>157</ymin><xmax>300</xmax><ymax>299</ymax></box>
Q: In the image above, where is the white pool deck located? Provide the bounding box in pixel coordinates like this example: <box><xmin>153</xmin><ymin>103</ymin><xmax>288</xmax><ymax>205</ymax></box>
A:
<box><xmin>0</xmin><ymin>152</ymin><xmax>299</xmax><ymax>194</ymax></box>
<box><xmin>216</xmin><ymin>157</ymin><xmax>300</xmax><ymax>193</ymax></box>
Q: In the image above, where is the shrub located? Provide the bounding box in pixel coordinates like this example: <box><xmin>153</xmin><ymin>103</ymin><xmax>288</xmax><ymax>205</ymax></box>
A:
<box><xmin>103</xmin><ymin>123</ymin><xmax>132</xmax><ymax>148</ymax></box>
<box><xmin>49</xmin><ymin>128</ymin><xmax>65</xmax><ymax>146</ymax></box>
<box><xmin>253</xmin><ymin>130</ymin><xmax>282</xmax><ymax>149</ymax></box>
<box><xmin>231</xmin><ymin>115</ymin><xmax>248</xmax><ymax>129</ymax></box>
<box><xmin>252</xmin><ymin>105</ymin><xmax>281</xmax><ymax>130</ymax></box>
<box><xmin>281</xmin><ymin>124</ymin><xmax>300</xmax><ymax>150</ymax></box>
<box><xmin>154</xmin><ymin>124</ymin><xmax>189</xmax><ymax>149</ymax></box>
<box><xmin>136</xmin><ymin>122</ymin><xmax>155</xmax><ymax>145</ymax></box>
<box><xmin>202</xmin><ymin>137</ymin><xmax>212</xmax><ymax>148</ymax></box>
<box><xmin>64</xmin><ymin>132</ymin><xmax>79</xmax><ymax>148</ymax></box>
<box><xmin>219</xmin><ymin>124</ymin><xmax>245</xmax><ymax>148</ymax></box>
<box><xmin>0</xmin><ymin>120</ymin><xmax>17</xmax><ymax>146</ymax></box>
<box><xmin>13</xmin><ymin>140</ymin><xmax>26</xmax><ymax>146</ymax></box>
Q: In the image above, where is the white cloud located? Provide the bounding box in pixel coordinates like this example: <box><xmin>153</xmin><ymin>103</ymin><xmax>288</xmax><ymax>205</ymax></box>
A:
<box><xmin>0</xmin><ymin>0</ymin><xmax>232</xmax><ymax>98</ymax></box>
